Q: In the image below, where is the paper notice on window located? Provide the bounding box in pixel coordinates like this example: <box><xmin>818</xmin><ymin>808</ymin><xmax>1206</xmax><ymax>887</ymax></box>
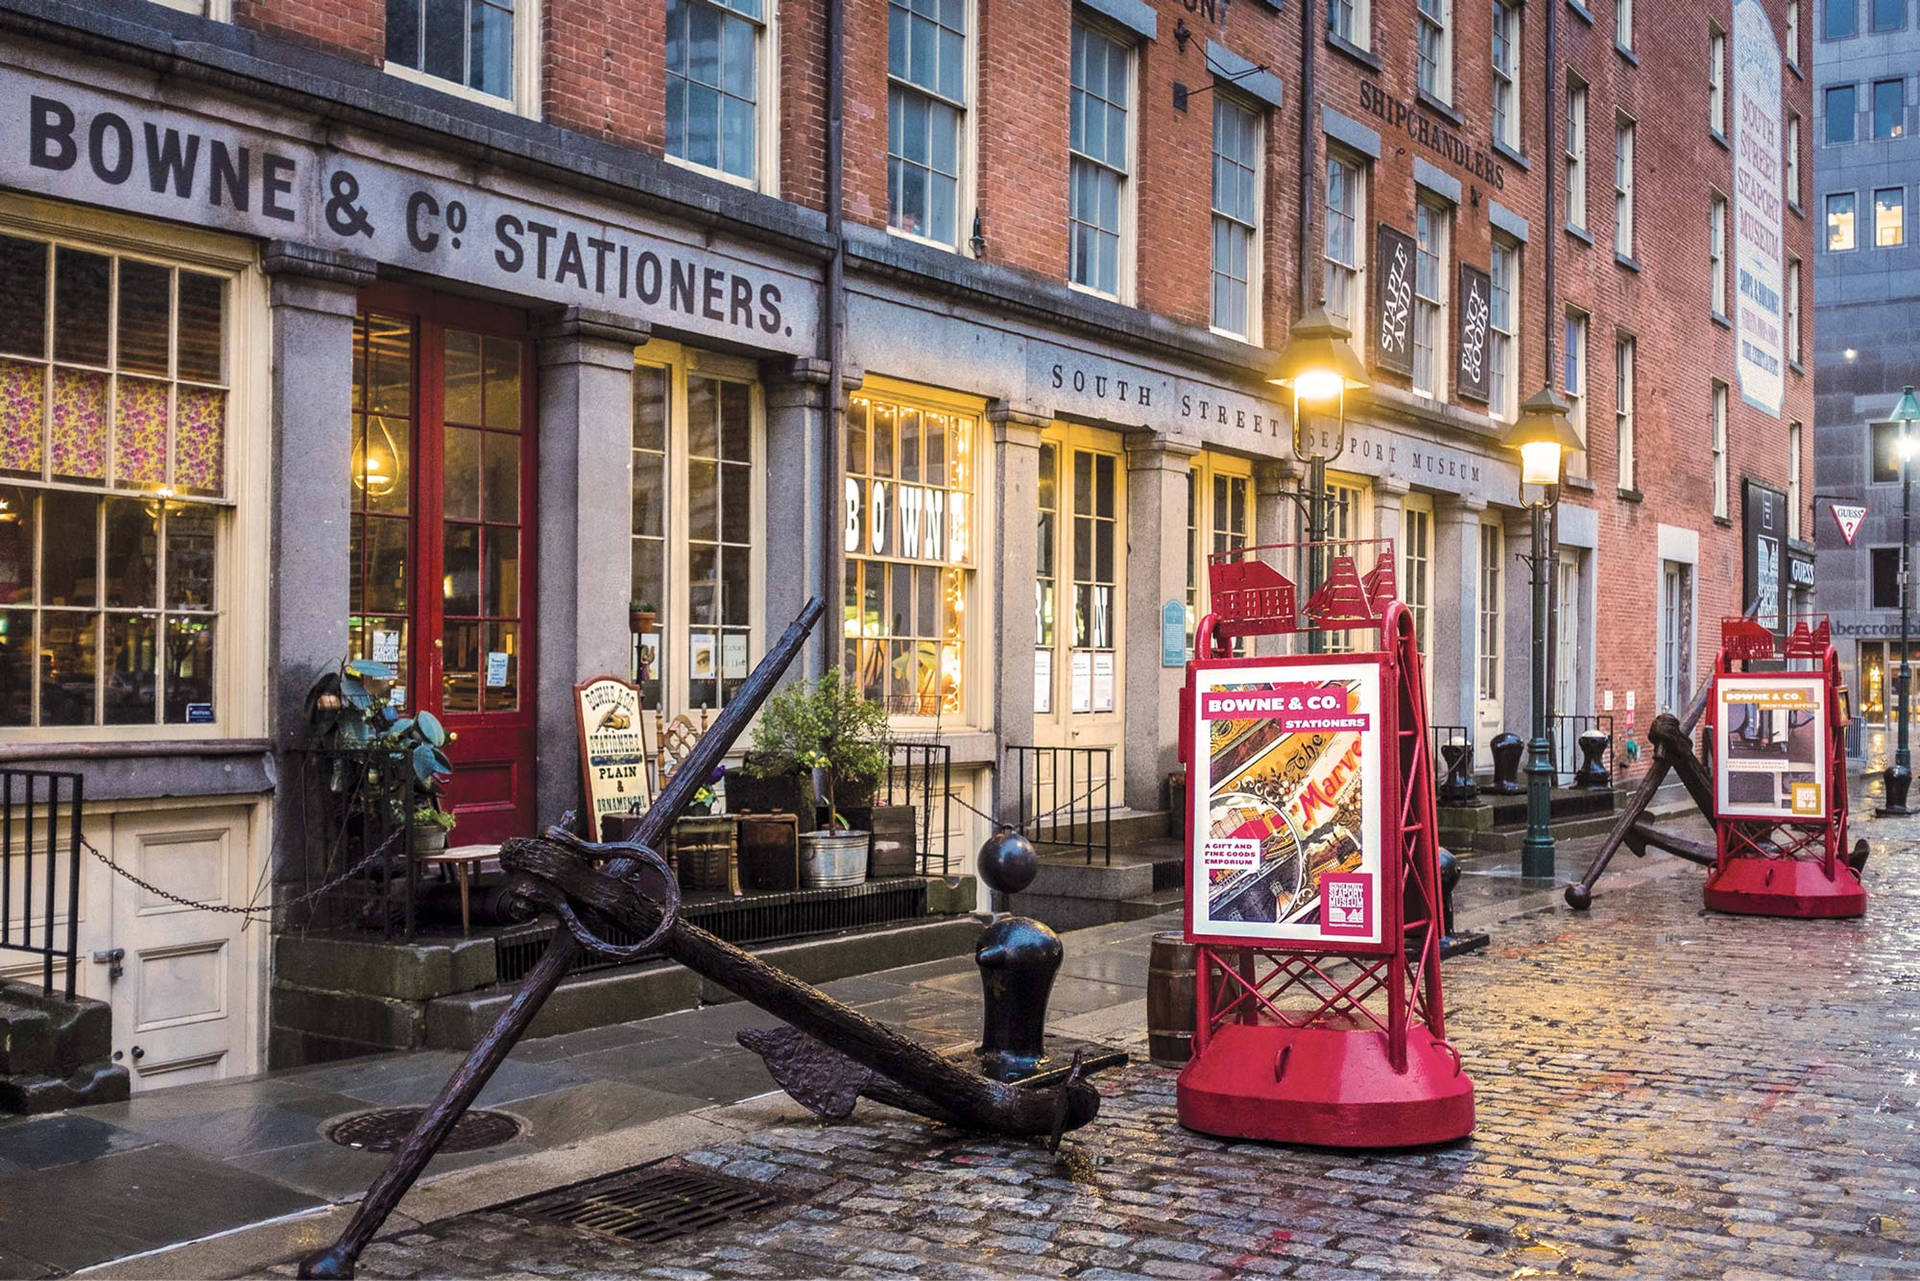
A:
<box><xmin>721</xmin><ymin>633</ymin><xmax>748</xmax><ymax>680</ymax></box>
<box><xmin>1070</xmin><ymin>650</ymin><xmax>1092</xmax><ymax>714</ymax></box>
<box><xmin>372</xmin><ymin>629</ymin><xmax>401</xmax><ymax>665</ymax></box>
<box><xmin>486</xmin><ymin>651</ymin><xmax>510</xmax><ymax>688</ymax></box>
<box><xmin>1093</xmin><ymin>652</ymin><xmax>1115</xmax><ymax>712</ymax></box>
<box><xmin>691</xmin><ymin>634</ymin><xmax>717</xmax><ymax>681</ymax></box>
<box><xmin>1034</xmin><ymin>648</ymin><xmax>1053</xmax><ymax>714</ymax></box>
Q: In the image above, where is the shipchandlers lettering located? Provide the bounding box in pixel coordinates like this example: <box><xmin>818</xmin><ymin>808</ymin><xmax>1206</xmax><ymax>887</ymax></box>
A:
<box><xmin>1356</xmin><ymin>82</ymin><xmax>1507</xmax><ymax>192</ymax></box>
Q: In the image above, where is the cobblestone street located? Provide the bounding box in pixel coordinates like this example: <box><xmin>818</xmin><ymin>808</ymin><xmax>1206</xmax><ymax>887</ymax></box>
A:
<box><xmin>295</xmin><ymin>833</ymin><xmax>1920</xmax><ymax>1281</ymax></box>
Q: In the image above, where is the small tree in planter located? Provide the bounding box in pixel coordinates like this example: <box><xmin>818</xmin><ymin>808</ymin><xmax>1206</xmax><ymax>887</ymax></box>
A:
<box><xmin>746</xmin><ymin>669</ymin><xmax>889</xmax><ymax>886</ymax></box>
<box><xmin>308</xmin><ymin>659</ymin><xmax>455</xmax><ymax>851</ymax></box>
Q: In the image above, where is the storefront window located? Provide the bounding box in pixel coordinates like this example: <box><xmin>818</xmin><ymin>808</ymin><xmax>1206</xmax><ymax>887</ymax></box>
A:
<box><xmin>1321</xmin><ymin>481</ymin><xmax>1367</xmax><ymax>654</ymax></box>
<box><xmin>0</xmin><ymin>234</ymin><xmax>228</xmax><ymax>728</ymax></box>
<box><xmin>844</xmin><ymin>390</ymin><xmax>974</xmax><ymax>719</ymax></box>
<box><xmin>1184</xmin><ymin>455</ymin><xmax>1251</xmax><ymax>657</ymax></box>
<box><xmin>349</xmin><ymin>313</ymin><xmax>415</xmax><ymax>699</ymax></box>
<box><xmin>631</xmin><ymin>355</ymin><xmax>760</xmax><ymax>712</ymax></box>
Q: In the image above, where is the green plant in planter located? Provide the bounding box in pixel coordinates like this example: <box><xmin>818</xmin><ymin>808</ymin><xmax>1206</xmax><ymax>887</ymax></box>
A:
<box><xmin>308</xmin><ymin>658</ymin><xmax>454</xmax><ymax>821</ymax></box>
<box><xmin>411</xmin><ymin>806</ymin><xmax>457</xmax><ymax>832</ymax></box>
<box><xmin>745</xmin><ymin>668</ymin><xmax>889</xmax><ymax>832</ymax></box>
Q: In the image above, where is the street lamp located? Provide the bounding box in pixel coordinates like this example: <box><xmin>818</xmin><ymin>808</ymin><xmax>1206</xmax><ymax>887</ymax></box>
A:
<box><xmin>1504</xmin><ymin>387</ymin><xmax>1583</xmax><ymax>880</ymax></box>
<box><xmin>1269</xmin><ymin>304</ymin><xmax>1371</xmax><ymax>652</ymax></box>
<box><xmin>1881</xmin><ymin>384</ymin><xmax>1920</xmax><ymax>814</ymax></box>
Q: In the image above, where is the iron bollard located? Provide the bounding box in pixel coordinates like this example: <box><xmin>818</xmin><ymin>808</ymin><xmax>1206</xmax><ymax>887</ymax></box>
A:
<box><xmin>1435</xmin><ymin>846</ymin><xmax>1490</xmax><ymax>957</ymax></box>
<box><xmin>974</xmin><ymin>826</ymin><xmax>1063</xmax><ymax>1083</ymax></box>
<box><xmin>1439</xmin><ymin>742</ymin><xmax>1479</xmax><ymax>805</ymax></box>
<box><xmin>1573</xmin><ymin>730</ymin><xmax>1612</xmax><ymax>790</ymax></box>
<box><xmin>1489</xmin><ymin>732</ymin><xmax>1525</xmax><ymax>795</ymax></box>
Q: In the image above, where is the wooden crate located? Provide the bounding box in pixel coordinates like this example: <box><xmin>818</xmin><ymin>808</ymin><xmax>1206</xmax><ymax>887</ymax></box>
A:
<box><xmin>735</xmin><ymin>813</ymin><xmax>801</xmax><ymax>892</ymax></box>
<box><xmin>669</xmin><ymin>816</ymin><xmax>739</xmax><ymax>896</ymax></box>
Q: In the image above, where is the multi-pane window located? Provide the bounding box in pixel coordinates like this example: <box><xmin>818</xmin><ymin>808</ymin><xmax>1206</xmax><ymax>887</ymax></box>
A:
<box><xmin>631</xmin><ymin>361</ymin><xmax>760</xmax><ymax>712</ymax></box>
<box><xmin>387</xmin><ymin>0</ymin><xmax>518</xmax><ymax>101</ymax></box>
<box><xmin>665</xmin><ymin>0</ymin><xmax>765</xmax><ymax>183</ymax></box>
<box><xmin>1828</xmin><ymin>191</ymin><xmax>1858</xmax><ymax>250</ymax></box>
<box><xmin>1071</xmin><ymin>450</ymin><xmax>1118</xmax><ymax>657</ymax></box>
<box><xmin>1709</xmin><ymin>26</ymin><xmax>1726</xmax><ymax>135</ymax></box>
<box><xmin>1789</xmin><ymin>0</ymin><xmax>1802</xmax><ymax>60</ymax></box>
<box><xmin>1418</xmin><ymin>0</ymin><xmax>1452</xmax><ymax>103</ymax></box>
<box><xmin>1710</xmin><ymin>195</ymin><xmax>1728</xmax><ymax>315</ymax></box>
<box><xmin>1786</xmin><ymin>258</ymin><xmax>1802</xmax><ymax>362</ymax></box>
<box><xmin>1402</xmin><ymin>502</ymin><xmax>1433</xmax><ymax>660</ymax></box>
<box><xmin>1711</xmin><ymin>381</ymin><xmax>1729</xmax><ymax>520</ymax></box>
<box><xmin>1614</xmin><ymin>114</ymin><xmax>1635</xmax><ymax>256</ymax></box>
<box><xmin>1827</xmin><ymin>84</ymin><xmax>1857</xmax><ymax>143</ymax></box>
<box><xmin>1413</xmin><ymin>200</ymin><xmax>1448</xmax><ymax>398</ymax></box>
<box><xmin>1789</xmin><ymin>423</ymin><xmax>1804</xmax><ymax>539</ymax></box>
<box><xmin>1037</xmin><ymin>442</ymin><xmax>1057</xmax><ymax>665</ymax></box>
<box><xmin>1827</xmin><ymin>0</ymin><xmax>1858</xmax><ymax>37</ymax></box>
<box><xmin>1615</xmin><ymin>0</ymin><xmax>1633</xmax><ymax>49</ymax></box>
<box><xmin>1565</xmin><ymin>308</ymin><xmax>1589</xmax><ymax>460</ymax></box>
<box><xmin>1324</xmin><ymin>153</ymin><xmax>1364</xmax><ymax>333</ymax></box>
<box><xmin>1874</xmin><ymin>78</ymin><xmax>1905</xmax><ymax>139</ymax></box>
<box><xmin>888</xmin><ymin>0</ymin><xmax>966</xmax><ymax>247</ymax></box>
<box><xmin>1320</xmin><ymin>482</ymin><xmax>1365</xmax><ymax>654</ymax></box>
<box><xmin>1616</xmin><ymin>334</ymin><xmax>1636</xmax><ymax>490</ymax></box>
<box><xmin>1489</xmin><ymin>234</ymin><xmax>1518</xmax><ymax>421</ymax></box>
<box><xmin>844</xmin><ymin>390</ymin><xmax>974</xmax><ymax>718</ymax></box>
<box><xmin>1478</xmin><ymin>523</ymin><xmax>1502</xmax><ymax>703</ymax></box>
<box><xmin>1566</xmin><ymin>78</ymin><xmax>1589</xmax><ymax>230</ymax></box>
<box><xmin>1876</xmin><ymin>187</ymin><xmax>1906</xmax><ymax>246</ymax></box>
<box><xmin>1659</xmin><ymin>561</ymin><xmax>1693</xmax><ymax>714</ymax></box>
<box><xmin>1069</xmin><ymin>21</ymin><xmax>1132</xmax><ymax>298</ymax></box>
<box><xmin>1327</xmin><ymin>0</ymin><xmax>1370</xmax><ymax>47</ymax></box>
<box><xmin>1554</xmin><ymin>549</ymin><xmax>1580</xmax><ymax>715</ymax></box>
<box><xmin>1872</xmin><ymin>546</ymin><xmax>1903</xmax><ymax>609</ymax></box>
<box><xmin>1787</xmin><ymin>113</ymin><xmax>1802</xmax><ymax>205</ymax></box>
<box><xmin>0</xmin><ymin>234</ymin><xmax>228</xmax><ymax>729</ymax></box>
<box><xmin>1875</xmin><ymin>0</ymin><xmax>1904</xmax><ymax>28</ymax></box>
<box><xmin>350</xmin><ymin>315</ymin><xmax>413</xmax><ymax>699</ymax></box>
<box><xmin>1211</xmin><ymin>95</ymin><xmax>1260</xmax><ymax>340</ymax></box>
<box><xmin>1183</xmin><ymin>459</ymin><xmax>1253</xmax><ymax>657</ymax></box>
<box><xmin>1492</xmin><ymin>0</ymin><xmax>1519</xmax><ymax>149</ymax></box>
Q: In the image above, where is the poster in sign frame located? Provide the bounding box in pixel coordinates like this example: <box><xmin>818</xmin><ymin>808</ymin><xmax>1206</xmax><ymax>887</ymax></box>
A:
<box><xmin>1184</xmin><ymin>655</ymin><xmax>1391</xmax><ymax>953</ymax></box>
<box><xmin>1712</xmin><ymin>673</ymin><xmax>1829</xmax><ymax>821</ymax></box>
<box><xmin>574</xmin><ymin>675</ymin><xmax>655</xmax><ymax>840</ymax></box>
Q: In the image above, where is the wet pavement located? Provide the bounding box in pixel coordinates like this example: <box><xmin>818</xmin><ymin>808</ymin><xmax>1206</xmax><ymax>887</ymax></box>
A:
<box><xmin>252</xmin><ymin>802</ymin><xmax>1920</xmax><ymax>1281</ymax></box>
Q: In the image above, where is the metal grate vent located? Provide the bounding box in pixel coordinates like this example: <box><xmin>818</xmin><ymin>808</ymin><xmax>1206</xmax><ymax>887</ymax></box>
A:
<box><xmin>324</xmin><ymin>1107</ymin><xmax>523</xmax><ymax>1154</ymax></box>
<box><xmin>500</xmin><ymin>1163</ymin><xmax>786</xmax><ymax>1245</ymax></box>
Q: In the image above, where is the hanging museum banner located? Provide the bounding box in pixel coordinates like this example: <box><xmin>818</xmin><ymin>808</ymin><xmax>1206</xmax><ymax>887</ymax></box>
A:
<box><xmin>1374</xmin><ymin>223</ymin><xmax>1416</xmax><ymax>377</ymax></box>
<box><xmin>575</xmin><ymin>676</ymin><xmax>653</xmax><ymax>840</ymax></box>
<box><xmin>1713</xmin><ymin>674</ymin><xmax>1827</xmax><ymax>820</ymax></box>
<box><xmin>1186</xmin><ymin>661</ymin><xmax>1385</xmax><ymax>947</ymax></box>
<box><xmin>1454</xmin><ymin>263</ymin><xmax>1492</xmax><ymax>404</ymax></box>
<box><xmin>1732</xmin><ymin>0</ymin><xmax>1785</xmax><ymax>416</ymax></box>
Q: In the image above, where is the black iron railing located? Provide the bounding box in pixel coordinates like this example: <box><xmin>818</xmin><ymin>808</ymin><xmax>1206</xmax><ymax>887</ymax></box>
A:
<box><xmin>1</xmin><ymin>769</ymin><xmax>84</xmax><ymax>999</ymax></box>
<box><xmin>281</xmin><ymin>747</ymin><xmax>419</xmax><ymax>942</ymax></box>
<box><xmin>885</xmin><ymin>739</ymin><xmax>954</xmax><ymax>876</ymax></box>
<box><xmin>1430</xmin><ymin>724</ymin><xmax>1471</xmax><ymax>782</ymax></box>
<box><xmin>1005</xmin><ymin>745</ymin><xmax>1113</xmax><ymax>866</ymax></box>
<box><xmin>1549</xmin><ymin>714</ymin><xmax>1616</xmax><ymax>784</ymax></box>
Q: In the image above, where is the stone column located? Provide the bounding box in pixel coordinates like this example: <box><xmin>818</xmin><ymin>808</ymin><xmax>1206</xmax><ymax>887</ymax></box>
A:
<box><xmin>532</xmin><ymin>307</ymin><xmax>650</xmax><ymax>828</ymax></box>
<box><xmin>763</xmin><ymin>358</ymin><xmax>833</xmax><ymax>682</ymax></box>
<box><xmin>989</xmin><ymin>402</ymin><xmax>1047</xmax><ymax>822</ymax></box>
<box><xmin>1371</xmin><ymin>475</ymin><xmax>1411</xmax><ymax>548</ymax></box>
<box><xmin>1502</xmin><ymin>507</ymin><xmax>1538</xmax><ymax>746</ymax></box>
<box><xmin>1432</xmin><ymin>494</ymin><xmax>1488</xmax><ymax>735</ymax></box>
<box><xmin>1123</xmin><ymin>435</ymin><xmax>1201</xmax><ymax>813</ymax></box>
<box><xmin>264</xmin><ymin>243</ymin><xmax>374</xmax><ymax>751</ymax></box>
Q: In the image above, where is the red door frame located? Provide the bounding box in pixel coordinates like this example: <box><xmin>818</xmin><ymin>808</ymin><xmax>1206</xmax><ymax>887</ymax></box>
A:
<box><xmin>359</xmin><ymin>282</ymin><xmax>539</xmax><ymax>845</ymax></box>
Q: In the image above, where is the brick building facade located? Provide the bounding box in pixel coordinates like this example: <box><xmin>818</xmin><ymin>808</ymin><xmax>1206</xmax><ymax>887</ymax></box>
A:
<box><xmin>0</xmin><ymin>0</ymin><xmax>1808</xmax><ymax>1083</ymax></box>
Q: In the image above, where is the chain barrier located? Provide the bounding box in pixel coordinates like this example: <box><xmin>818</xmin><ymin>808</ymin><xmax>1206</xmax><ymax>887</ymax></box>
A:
<box><xmin>82</xmin><ymin>827</ymin><xmax>406</xmax><ymax>920</ymax></box>
<box><xmin>946</xmin><ymin>785</ymin><xmax>1112</xmax><ymax>836</ymax></box>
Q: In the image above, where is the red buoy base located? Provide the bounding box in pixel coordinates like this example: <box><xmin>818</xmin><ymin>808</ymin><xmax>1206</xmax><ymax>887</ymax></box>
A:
<box><xmin>1176</xmin><ymin>1022</ymin><xmax>1475</xmax><ymax>1148</ymax></box>
<box><xmin>1704</xmin><ymin>857</ymin><xmax>1866</xmax><ymax>918</ymax></box>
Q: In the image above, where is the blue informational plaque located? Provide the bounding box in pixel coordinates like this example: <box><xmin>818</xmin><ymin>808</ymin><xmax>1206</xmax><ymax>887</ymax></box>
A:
<box><xmin>1162</xmin><ymin>599</ymin><xmax>1186</xmax><ymax>667</ymax></box>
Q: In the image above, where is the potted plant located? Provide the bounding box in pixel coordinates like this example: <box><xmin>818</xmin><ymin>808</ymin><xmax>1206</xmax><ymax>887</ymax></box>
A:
<box><xmin>630</xmin><ymin>600</ymin><xmax>657</xmax><ymax>634</ymax></box>
<box><xmin>411</xmin><ymin>804</ymin><xmax>456</xmax><ymax>855</ymax></box>
<box><xmin>745</xmin><ymin>669</ymin><xmax>888</xmax><ymax>887</ymax></box>
<box><xmin>308</xmin><ymin>658</ymin><xmax>456</xmax><ymax>845</ymax></box>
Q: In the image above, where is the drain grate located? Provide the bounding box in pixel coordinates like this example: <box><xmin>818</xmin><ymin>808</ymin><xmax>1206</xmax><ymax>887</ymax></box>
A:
<box><xmin>500</xmin><ymin>1163</ymin><xmax>787</xmax><ymax>1245</ymax></box>
<box><xmin>324</xmin><ymin>1107</ymin><xmax>523</xmax><ymax>1154</ymax></box>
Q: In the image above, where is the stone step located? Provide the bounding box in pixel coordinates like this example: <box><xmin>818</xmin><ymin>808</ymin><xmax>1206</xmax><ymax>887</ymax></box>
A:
<box><xmin>1041</xmin><ymin>809</ymin><xmax>1171</xmax><ymax>850</ymax></box>
<box><xmin>1118</xmin><ymin>884</ymin><xmax>1186</xmax><ymax>922</ymax></box>
<box><xmin>1467</xmin><ymin>809</ymin><xmax>1628</xmax><ymax>855</ymax></box>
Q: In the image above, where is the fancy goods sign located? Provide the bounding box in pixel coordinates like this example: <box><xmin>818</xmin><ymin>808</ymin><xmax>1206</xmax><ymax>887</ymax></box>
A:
<box><xmin>1187</xmin><ymin>661</ymin><xmax>1385</xmax><ymax>948</ymax></box>
<box><xmin>1454</xmin><ymin>263</ymin><xmax>1492</xmax><ymax>404</ymax></box>
<box><xmin>575</xmin><ymin>676</ymin><xmax>653</xmax><ymax>840</ymax></box>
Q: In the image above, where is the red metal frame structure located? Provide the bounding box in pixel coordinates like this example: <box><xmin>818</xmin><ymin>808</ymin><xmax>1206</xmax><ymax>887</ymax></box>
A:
<box><xmin>1703</xmin><ymin>614</ymin><xmax>1865</xmax><ymax>918</ymax></box>
<box><xmin>1176</xmin><ymin>540</ymin><xmax>1473</xmax><ymax>1147</ymax></box>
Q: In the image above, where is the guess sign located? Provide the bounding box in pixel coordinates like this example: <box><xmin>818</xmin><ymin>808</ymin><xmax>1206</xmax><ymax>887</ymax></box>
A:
<box><xmin>1374</xmin><ymin>223</ymin><xmax>1416</xmax><ymax>377</ymax></box>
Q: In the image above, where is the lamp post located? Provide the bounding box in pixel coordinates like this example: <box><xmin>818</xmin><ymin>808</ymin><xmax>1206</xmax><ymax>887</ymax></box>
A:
<box><xmin>1268</xmin><ymin>304</ymin><xmax>1371</xmax><ymax>653</ymax></box>
<box><xmin>1881</xmin><ymin>384</ymin><xmax>1920</xmax><ymax>814</ymax></box>
<box><xmin>1505</xmin><ymin>388</ymin><xmax>1583</xmax><ymax>880</ymax></box>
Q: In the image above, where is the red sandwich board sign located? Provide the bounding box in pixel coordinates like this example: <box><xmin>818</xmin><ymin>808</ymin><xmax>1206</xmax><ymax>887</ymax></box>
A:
<box><xmin>1830</xmin><ymin>503</ymin><xmax>1866</xmax><ymax>546</ymax></box>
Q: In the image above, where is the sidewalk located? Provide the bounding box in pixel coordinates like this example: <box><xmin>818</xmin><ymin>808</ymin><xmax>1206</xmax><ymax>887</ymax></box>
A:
<box><xmin>0</xmin><ymin>816</ymin><xmax>1713</xmax><ymax>1279</ymax></box>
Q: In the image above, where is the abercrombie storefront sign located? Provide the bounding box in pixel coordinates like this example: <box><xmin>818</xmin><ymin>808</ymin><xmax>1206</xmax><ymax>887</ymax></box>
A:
<box><xmin>0</xmin><ymin>61</ymin><xmax>820</xmax><ymax>353</ymax></box>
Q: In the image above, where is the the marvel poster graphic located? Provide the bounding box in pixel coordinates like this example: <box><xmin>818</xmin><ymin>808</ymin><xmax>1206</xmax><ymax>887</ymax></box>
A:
<box><xmin>1714</xmin><ymin>675</ymin><xmax>1827</xmax><ymax>820</ymax></box>
<box><xmin>1188</xmin><ymin>663</ymin><xmax>1385</xmax><ymax>947</ymax></box>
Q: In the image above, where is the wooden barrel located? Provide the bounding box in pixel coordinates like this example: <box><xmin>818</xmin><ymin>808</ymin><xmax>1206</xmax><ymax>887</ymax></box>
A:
<box><xmin>1147</xmin><ymin>931</ymin><xmax>1197</xmax><ymax>1066</ymax></box>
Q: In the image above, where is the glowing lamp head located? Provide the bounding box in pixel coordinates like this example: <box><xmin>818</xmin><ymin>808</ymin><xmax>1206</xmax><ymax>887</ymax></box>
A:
<box><xmin>1290</xmin><ymin>368</ymin><xmax>1347</xmax><ymax>404</ymax></box>
<box><xmin>1520</xmin><ymin>439</ymin><xmax>1564</xmax><ymax>487</ymax></box>
<box><xmin>1504</xmin><ymin>387</ymin><xmax>1583</xmax><ymax>495</ymax></box>
<box><xmin>1267</xmin><ymin>302</ymin><xmax>1370</xmax><ymax>406</ymax></box>
<box><xmin>1893</xmin><ymin>385</ymin><xmax>1920</xmax><ymax>425</ymax></box>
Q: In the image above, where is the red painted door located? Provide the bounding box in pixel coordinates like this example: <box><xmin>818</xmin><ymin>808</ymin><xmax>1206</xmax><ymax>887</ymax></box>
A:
<box><xmin>351</xmin><ymin>286</ymin><xmax>536</xmax><ymax>846</ymax></box>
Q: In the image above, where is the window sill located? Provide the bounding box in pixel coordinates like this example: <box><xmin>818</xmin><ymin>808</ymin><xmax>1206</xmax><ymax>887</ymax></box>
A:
<box><xmin>1417</xmin><ymin>89</ymin><xmax>1465</xmax><ymax>127</ymax></box>
<box><xmin>885</xmin><ymin>223</ymin><xmax>966</xmax><ymax>257</ymax></box>
<box><xmin>382</xmin><ymin>60</ymin><xmax>532</xmax><ymax>119</ymax></box>
<box><xmin>1564</xmin><ymin>473</ymin><xmax>1597</xmax><ymax>493</ymax></box>
<box><xmin>663</xmin><ymin>151</ymin><xmax>766</xmax><ymax>195</ymax></box>
<box><xmin>1615</xmin><ymin>42</ymin><xmax>1640</xmax><ymax>66</ymax></box>
<box><xmin>1615</xmin><ymin>251</ymin><xmax>1642</xmax><ymax>272</ymax></box>
<box><xmin>1567</xmin><ymin>0</ymin><xmax>1593</xmax><ymax>22</ymax></box>
<box><xmin>1711</xmin><ymin>310</ymin><xmax>1732</xmax><ymax>329</ymax></box>
<box><xmin>1325</xmin><ymin>31</ymin><xmax>1383</xmax><ymax>71</ymax></box>
<box><xmin>1790</xmin><ymin>359</ymin><xmax>1806</xmax><ymax>375</ymax></box>
<box><xmin>1617</xmin><ymin>487</ymin><xmax>1643</xmax><ymax>503</ymax></box>
<box><xmin>1711</xmin><ymin>128</ymin><xmax>1730</xmax><ymax>151</ymax></box>
<box><xmin>1492</xmin><ymin>138</ymin><xmax>1530</xmax><ymax>171</ymax></box>
<box><xmin>1714</xmin><ymin>515</ymin><xmax>1734</xmax><ymax>528</ymax></box>
<box><xmin>1789</xmin><ymin>200</ymin><xmax>1804</xmax><ymax>219</ymax></box>
<box><xmin>1788</xmin><ymin>58</ymin><xmax>1803</xmax><ymax>80</ymax></box>
<box><xmin>1565</xmin><ymin>222</ymin><xmax>1595</xmax><ymax>245</ymax></box>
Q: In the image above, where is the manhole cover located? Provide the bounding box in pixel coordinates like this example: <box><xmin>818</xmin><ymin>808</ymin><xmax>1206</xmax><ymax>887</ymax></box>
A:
<box><xmin>324</xmin><ymin>1107</ymin><xmax>523</xmax><ymax>1154</ymax></box>
<box><xmin>499</xmin><ymin>1163</ymin><xmax>786</xmax><ymax>1245</ymax></box>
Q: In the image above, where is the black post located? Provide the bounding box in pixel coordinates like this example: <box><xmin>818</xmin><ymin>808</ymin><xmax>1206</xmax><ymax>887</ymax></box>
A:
<box><xmin>1306</xmin><ymin>453</ymin><xmax>1327</xmax><ymax>655</ymax></box>
<box><xmin>1885</xmin><ymin>427</ymin><xmax>1913</xmax><ymax>814</ymax></box>
<box><xmin>1523</xmin><ymin>501</ymin><xmax>1557</xmax><ymax>879</ymax></box>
